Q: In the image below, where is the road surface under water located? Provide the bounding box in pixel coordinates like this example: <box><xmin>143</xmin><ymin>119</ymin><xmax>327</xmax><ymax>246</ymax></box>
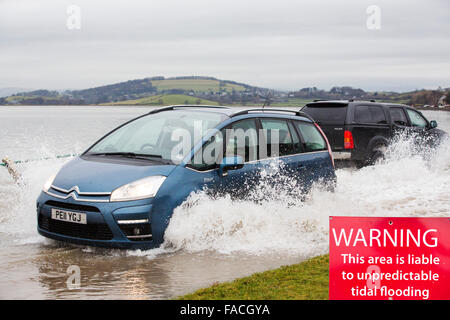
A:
<box><xmin>0</xmin><ymin>106</ymin><xmax>449</xmax><ymax>299</ymax></box>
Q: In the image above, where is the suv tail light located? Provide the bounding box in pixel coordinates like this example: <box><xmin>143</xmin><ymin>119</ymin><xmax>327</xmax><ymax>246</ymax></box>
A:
<box><xmin>344</xmin><ymin>130</ymin><xmax>354</xmax><ymax>149</ymax></box>
<box><xmin>314</xmin><ymin>123</ymin><xmax>335</xmax><ymax>168</ymax></box>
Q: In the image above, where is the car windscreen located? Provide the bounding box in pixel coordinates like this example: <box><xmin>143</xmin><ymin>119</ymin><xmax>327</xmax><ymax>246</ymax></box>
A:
<box><xmin>85</xmin><ymin>110</ymin><xmax>228</xmax><ymax>163</ymax></box>
<box><xmin>302</xmin><ymin>104</ymin><xmax>348</xmax><ymax>124</ymax></box>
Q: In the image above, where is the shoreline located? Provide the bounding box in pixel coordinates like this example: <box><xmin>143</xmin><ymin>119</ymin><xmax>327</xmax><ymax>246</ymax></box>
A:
<box><xmin>177</xmin><ymin>254</ymin><xmax>329</xmax><ymax>300</ymax></box>
<box><xmin>1</xmin><ymin>104</ymin><xmax>450</xmax><ymax>111</ymax></box>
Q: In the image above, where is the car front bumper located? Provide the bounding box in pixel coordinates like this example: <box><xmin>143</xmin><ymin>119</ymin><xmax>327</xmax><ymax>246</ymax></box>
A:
<box><xmin>36</xmin><ymin>191</ymin><xmax>163</xmax><ymax>250</ymax></box>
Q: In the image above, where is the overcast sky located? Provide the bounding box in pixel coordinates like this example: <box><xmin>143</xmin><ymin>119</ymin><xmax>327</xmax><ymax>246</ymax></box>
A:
<box><xmin>0</xmin><ymin>0</ymin><xmax>449</xmax><ymax>92</ymax></box>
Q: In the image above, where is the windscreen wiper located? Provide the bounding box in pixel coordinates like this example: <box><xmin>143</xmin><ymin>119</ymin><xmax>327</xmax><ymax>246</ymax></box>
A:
<box><xmin>87</xmin><ymin>152</ymin><xmax>168</xmax><ymax>163</ymax></box>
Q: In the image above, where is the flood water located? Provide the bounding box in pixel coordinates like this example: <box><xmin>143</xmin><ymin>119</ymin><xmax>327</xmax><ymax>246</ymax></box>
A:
<box><xmin>0</xmin><ymin>106</ymin><xmax>449</xmax><ymax>299</ymax></box>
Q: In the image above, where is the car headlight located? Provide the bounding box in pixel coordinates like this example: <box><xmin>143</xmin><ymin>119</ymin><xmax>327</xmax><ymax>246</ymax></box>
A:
<box><xmin>42</xmin><ymin>174</ymin><xmax>56</xmax><ymax>193</ymax></box>
<box><xmin>110</xmin><ymin>176</ymin><xmax>166</xmax><ymax>202</ymax></box>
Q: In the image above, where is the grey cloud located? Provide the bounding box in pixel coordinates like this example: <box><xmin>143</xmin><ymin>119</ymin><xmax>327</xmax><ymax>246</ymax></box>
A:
<box><xmin>0</xmin><ymin>0</ymin><xmax>449</xmax><ymax>91</ymax></box>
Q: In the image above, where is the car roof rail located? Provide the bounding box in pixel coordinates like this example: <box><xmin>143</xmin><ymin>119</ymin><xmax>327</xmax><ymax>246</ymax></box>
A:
<box><xmin>348</xmin><ymin>99</ymin><xmax>376</xmax><ymax>103</ymax></box>
<box><xmin>313</xmin><ymin>99</ymin><xmax>329</xmax><ymax>102</ymax></box>
<box><xmin>230</xmin><ymin>108</ymin><xmax>315</xmax><ymax>122</ymax></box>
<box><xmin>148</xmin><ymin>105</ymin><xmax>230</xmax><ymax>114</ymax></box>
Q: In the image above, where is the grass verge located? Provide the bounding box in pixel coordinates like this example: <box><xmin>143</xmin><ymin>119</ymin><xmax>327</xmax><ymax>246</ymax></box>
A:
<box><xmin>178</xmin><ymin>254</ymin><xmax>329</xmax><ymax>300</ymax></box>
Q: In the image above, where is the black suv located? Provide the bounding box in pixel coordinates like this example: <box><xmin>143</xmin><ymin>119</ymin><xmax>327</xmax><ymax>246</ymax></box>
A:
<box><xmin>301</xmin><ymin>100</ymin><xmax>446</xmax><ymax>165</ymax></box>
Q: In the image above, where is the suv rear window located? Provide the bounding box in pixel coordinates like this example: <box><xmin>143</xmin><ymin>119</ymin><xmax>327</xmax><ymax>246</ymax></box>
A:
<box><xmin>302</xmin><ymin>103</ymin><xmax>347</xmax><ymax>124</ymax></box>
<box><xmin>354</xmin><ymin>105</ymin><xmax>387</xmax><ymax>124</ymax></box>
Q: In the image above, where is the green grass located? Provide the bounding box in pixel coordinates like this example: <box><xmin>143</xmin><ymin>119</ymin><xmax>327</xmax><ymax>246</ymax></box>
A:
<box><xmin>5</xmin><ymin>95</ymin><xmax>55</xmax><ymax>102</ymax></box>
<box><xmin>5</xmin><ymin>96</ymin><xmax>21</xmax><ymax>102</ymax></box>
<box><xmin>152</xmin><ymin>79</ymin><xmax>246</xmax><ymax>93</ymax></box>
<box><xmin>178</xmin><ymin>254</ymin><xmax>329</xmax><ymax>300</ymax></box>
<box><xmin>105</xmin><ymin>94</ymin><xmax>220</xmax><ymax>106</ymax></box>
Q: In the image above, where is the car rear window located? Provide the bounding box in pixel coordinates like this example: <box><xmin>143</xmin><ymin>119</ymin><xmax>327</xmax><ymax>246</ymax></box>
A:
<box><xmin>302</xmin><ymin>104</ymin><xmax>347</xmax><ymax>124</ymax></box>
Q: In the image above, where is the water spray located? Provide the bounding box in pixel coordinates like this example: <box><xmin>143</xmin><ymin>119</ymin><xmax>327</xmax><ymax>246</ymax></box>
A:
<box><xmin>1</xmin><ymin>153</ymin><xmax>77</xmax><ymax>184</ymax></box>
<box><xmin>1</xmin><ymin>157</ymin><xmax>23</xmax><ymax>184</ymax></box>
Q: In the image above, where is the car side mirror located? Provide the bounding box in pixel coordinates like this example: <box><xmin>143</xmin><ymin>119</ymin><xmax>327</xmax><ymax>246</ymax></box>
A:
<box><xmin>219</xmin><ymin>156</ymin><xmax>244</xmax><ymax>177</ymax></box>
<box><xmin>429</xmin><ymin>120</ymin><xmax>438</xmax><ymax>129</ymax></box>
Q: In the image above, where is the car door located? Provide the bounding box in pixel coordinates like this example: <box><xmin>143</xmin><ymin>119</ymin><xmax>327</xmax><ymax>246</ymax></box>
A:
<box><xmin>388</xmin><ymin>106</ymin><xmax>411</xmax><ymax>136</ymax></box>
<box><xmin>293</xmin><ymin>120</ymin><xmax>334</xmax><ymax>191</ymax></box>
<box><xmin>216</xmin><ymin>118</ymin><xmax>261</xmax><ymax>197</ymax></box>
<box><xmin>405</xmin><ymin>108</ymin><xmax>429</xmax><ymax>133</ymax></box>
<box><xmin>404</xmin><ymin>108</ymin><xmax>439</xmax><ymax>147</ymax></box>
<box><xmin>183</xmin><ymin>118</ymin><xmax>261</xmax><ymax>199</ymax></box>
<box><xmin>257</xmin><ymin>117</ymin><xmax>309</xmax><ymax>195</ymax></box>
<box><xmin>351</xmin><ymin>104</ymin><xmax>390</xmax><ymax>152</ymax></box>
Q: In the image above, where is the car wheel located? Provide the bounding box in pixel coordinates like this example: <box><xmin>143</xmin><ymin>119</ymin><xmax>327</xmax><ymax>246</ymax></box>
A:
<box><xmin>365</xmin><ymin>143</ymin><xmax>387</xmax><ymax>166</ymax></box>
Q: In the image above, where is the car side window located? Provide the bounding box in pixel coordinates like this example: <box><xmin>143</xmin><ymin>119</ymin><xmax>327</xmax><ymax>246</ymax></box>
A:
<box><xmin>389</xmin><ymin>107</ymin><xmax>409</xmax><ymax>126</ymax></box>
<box><xmin>224</xmin><ymin>119</ymin><xmax>258</xmax><ymax>162</ymax></box>
<box><xmin>260</xmin><ymin>118</ymin><xmax>297</xmax><ymax>158</ymax></box>
<box><xmin>295</xmin><ymin>121</ymin><xmax>327</xmax><ymax>152</ymax></box>
<box><xmin>186</xmin><ymin>119</ymin><xmax>259</xmax><ymax>171</ymax></box>
<box><xmin>354</xmin><ymin>105</ymin><xmax>387</xmax><ymax>124</ymax></box>
<box><xmin>288</xmin><ymin>121</ymin><xmax>303</xmax><ymax>154</ymax></box>
<box><xmin>406</xmin><ymin>109</ymin><xmax>428</xmax><ymax>128</ymax></box>
<box><xmin>186</xmin><ymin>130</ymin><xmax>223</xmax><ymax>171</ymax></box>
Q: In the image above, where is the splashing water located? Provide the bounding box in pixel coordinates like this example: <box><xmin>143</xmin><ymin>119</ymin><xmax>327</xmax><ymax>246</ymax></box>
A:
<box><xmin>0</xmin><ymin>157</ymin><xmax>69</xmax><ymax>244</ymax></box>
<box><xmin>0</xmin><ymin>111</ymin><xmax>449</xmax><ymax>260</ymax></box>
<box><xmin>3</xmin><ymin>107</ymin><xmax>447</xmax><ymax>299</ymax></box>
<box><xmin>163</xmin><ymin>132</ymin><xmax>450</xmax><ymax>256</ymax></box>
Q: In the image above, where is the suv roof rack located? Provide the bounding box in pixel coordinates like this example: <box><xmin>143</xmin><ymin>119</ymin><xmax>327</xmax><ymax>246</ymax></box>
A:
<box><xmin>148</xmin><ymin>105</ymin><xmax>229</xmax><ymax>114</ymax></box>
<box><xmin>348</xmin><ymin>99</ymin><xmax>376</xmax><ymax>102</ymax></box>
<box><xmin>313</xmin><ymin>99</ymin><xmax>329</xmax><ymax>102</ymax></box>
<box><xmin>230</xmin><ymin>108</ymin><xmax>315</xmax><ymax>122</ymax></box>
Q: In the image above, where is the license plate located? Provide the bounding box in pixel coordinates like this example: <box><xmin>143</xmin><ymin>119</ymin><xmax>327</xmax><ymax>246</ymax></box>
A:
<box><xmin>51</xmin><ymin>208</ymin><xmax>87</xmax><ymax>224</ymax></box>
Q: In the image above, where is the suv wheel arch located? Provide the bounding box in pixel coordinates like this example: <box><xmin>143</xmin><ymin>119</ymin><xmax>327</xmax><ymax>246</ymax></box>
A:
<box><xmin>364</xmin><ymin>136</ymin><xmax>389</xmax><ymax>165</ymax></box>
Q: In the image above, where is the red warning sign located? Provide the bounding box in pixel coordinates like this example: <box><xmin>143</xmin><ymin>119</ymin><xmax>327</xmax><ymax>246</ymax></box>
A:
<box><xmin>329</xmin><ymin>217</ymin><xmax>449</xmax><ymax>300</ymax></box>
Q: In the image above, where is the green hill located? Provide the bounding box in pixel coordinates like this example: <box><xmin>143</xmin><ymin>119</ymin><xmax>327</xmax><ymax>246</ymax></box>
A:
<box><xmin>151</xmin><ymin>78</ymin><xmax>245</xmax><ymax>93</ymax></box>
<box><xmin>104</xmin><ymin>94</ymin><xmax>219</xmax><ymax>106</ymax></box>
<box><xmin>1</xmin><ymin>76</ymin><xmax>447</xmax><ymax>107</ymax></box>
<box><xmin>1</xmin><ymin>76</ymin><xmax>259</xmax><ymax>105</ymax></box>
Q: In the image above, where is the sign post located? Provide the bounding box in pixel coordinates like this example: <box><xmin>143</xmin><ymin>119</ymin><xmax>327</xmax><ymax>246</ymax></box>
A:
<box><xmin>329</xmin><ymin>217</ymin><xmax>449</xmax><ymax>300</ymax></box>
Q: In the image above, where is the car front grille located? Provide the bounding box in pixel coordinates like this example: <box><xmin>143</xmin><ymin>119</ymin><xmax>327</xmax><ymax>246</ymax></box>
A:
<box><xmin>38</xmin><ymin>214</ymin><xmax>113</xmax><ymax>240</ymax></box>
<box><xmin>45</xmin><ymin>200</ymin><xmax>101</xmax><ymax>212</ymax></box>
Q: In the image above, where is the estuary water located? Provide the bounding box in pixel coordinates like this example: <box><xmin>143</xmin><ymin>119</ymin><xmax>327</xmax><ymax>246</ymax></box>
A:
<box><xmin>0</xmin><ymin>106</ymin><xmax>449</xmax><ymax>299</ymax></box>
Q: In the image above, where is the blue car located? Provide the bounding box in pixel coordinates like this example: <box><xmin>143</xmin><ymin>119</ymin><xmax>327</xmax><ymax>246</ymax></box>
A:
<box><xmin>37</xmin><ymin>106</ymin><xmax>336</xmax><ymax>249</ymax></box>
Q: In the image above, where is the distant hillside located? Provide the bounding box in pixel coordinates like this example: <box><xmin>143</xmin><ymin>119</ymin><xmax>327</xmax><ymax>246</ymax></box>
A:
<box><xmin>0</xmin><ymin>76</ymin><xmax>448</xmax><ymax>108</ymax></box>
<box><xmin>0</xmin><ymin>87</ymin><xmax>33</xmax><ymax>98</ymax></box>
<box><xmin>151</xmin><ymin>78</ymin><xmax>246</xmax><ymax>93</ymax></box>
<box><xmin>70</xmin><ymin>78</ymin><xmax>157</xmax><ymax>104</ymax></box>
<box><xmin>0</xmin><ymin>76</ymin><xmax>270</xmax><ymax>106</ymax></box>
<box><xmin>104</xmin><ymin>94</ymin><xmax>219</xmax><ymax>106</ymax></box>
<box><xmin>287</xmin><ymin>86</ymin><xmax>450</xmax><ymax>108</ymax></box>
